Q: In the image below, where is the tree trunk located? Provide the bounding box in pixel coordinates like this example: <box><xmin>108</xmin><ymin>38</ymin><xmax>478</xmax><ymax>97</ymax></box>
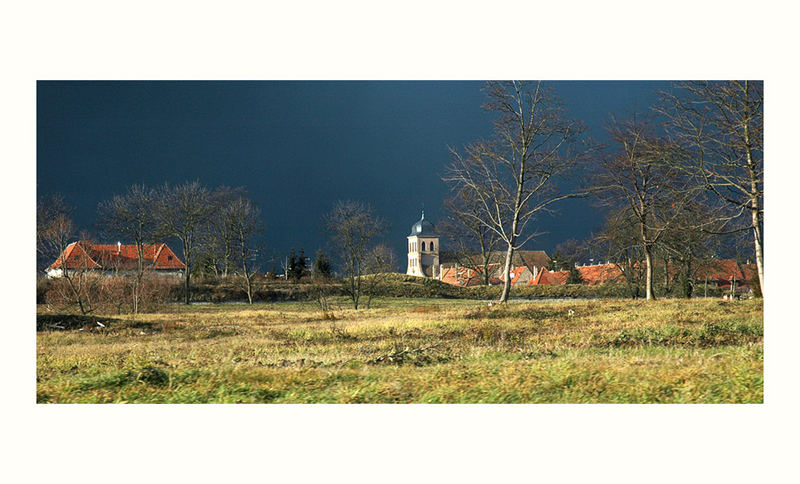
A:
<box><xmin>644</xmin><ymin>245</ymin><xmax>656</xmax><ymax>300</ymax></box>
<box><xmin>183</xmin><ymin>239</ymin><xmax>191</xmax><ymax>305</ymax></box>
<box><xmin>135</xmin><ymin>243</ymin><xmax>144</xmax><ymax>314</ymax></box>
<box><xmin>751</xmin><ymin>204</ymin><xmax>764</xmax><ymax>296</ymax></box>
<box><xmin>743</xmin><ymin>80</ymin><xmax>764</xmax><ymax>296</ymax></box>
<box><xmin>184</xmin><ymin>269</ymin><xmax>190</xmax><ymax>304</ymax></box>
<box><xmin>499</xmin><ymin>244</ymin><xmax>514</xmax><ymax>302</ymax></box>
<box><xmin>480</xmin><ymin>237</ymin><xmax>490</xmax><ymax>286</ymax></box>
<box><xmin>245</xmin><ymin>274</ymin><xmax>253</xmax><ymax>304</ymax></box>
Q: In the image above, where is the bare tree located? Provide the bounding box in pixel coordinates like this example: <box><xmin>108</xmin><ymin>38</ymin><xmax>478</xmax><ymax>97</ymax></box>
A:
<box><xmin>656</xmin><ymin>199</ymin><xmax>721</xmax><ymax>298</ymax></box>
<box><xmin>46</xmin><ymin>241</ymin><xmax>105</xmax><ymax>315</ymax></box>
<box><xmin>37</xmin><ymin>194</ymin><xmax>103</xmax><ymax>313</ymax></box>
<box><xmin>658</xmin><ymin>81</ymin><xmax>763</xmax><ymax>293</ymax></box>
<box><xmin>224</xmin><ymin>197</ymin><xmax>263</xmax><ymax>304</ymax></box>
<box><xmin>553</xmin><ymin>239</ymin><xmax>589</xmax><ymax>266</ymax></box>
<box><xmin>363</xmin><ymin>244</ymin><xmax>397</xmax><ymax>309</ymax></box>
<box><xmin>37</xmin><ymin>193</ymin><xmax>74</xmax><ymax>274</ymax></box>
<box><xmin>324</xmin><ymin>200</ymin><xmax>385</xmax><ymax>309</ymax></box>
<box><xmin>198</xmin><ymin>186</ymin><xmax>249</xmax><ymax>278</ymax></box>
<box><xmin>439</xmin><ymin>188</ymin><xmax>500</xmax><ymax>285</ymax></box>
<box><xmin>154</xmin><ymin>181</ymin><xmax>213</xmax><ymax>304</ymax></box>
<box><xmin>311</xmin><ymin>250</ymin><xmax>335</xmax><ymax>314</ymax></box>
<box><xmin>592</xmin><ymin>116</ymin><xmax>701</xmax><ymax>300</ymax></box>
<box><xmin>443</xmin><ymin>81</ymin><xmax>592</xmax><ymax>302</ymax></box>
<box><xmin>97</xmin><ymin>184</ymin><xmax>158</xmax><ymax>313</ymax></box>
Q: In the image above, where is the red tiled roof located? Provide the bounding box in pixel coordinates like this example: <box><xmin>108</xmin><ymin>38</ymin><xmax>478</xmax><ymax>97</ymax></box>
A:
<box><xmin>577</xmin><ymin>264</ymin><xmax>624</xmax><ymax>285</ymax></box>
<box><xmin>694</xmin><ymin>260</ymin><xmax>757</xmax><ymax>287</ymax></box>
<box><xmin>48</xmin><ymin>241</ymin><xmax>186</xmax><ymax>271</ymax></box>
<box><xmin>439</xmin><ymin>266</ymin><xmax>487</xmax><ymax>287</ymax></box>
<box><xmin>442</xmin><ymin>261</ymin><xmax>547</xmax><ymax>287</ymax></box>
<box><xmin>48</xmin><ymin>242</ymin><xmax>102</xmax><ymax>270</ymax></box>
<box><xmin>514</xmin><ymin>250</ymin><xmax>551</xmax><ymax>269</ymax></box>
<box><xmin>528</xmin><ymin>268</ymin><xmax>568</xmax><ymax>285</ymax></box>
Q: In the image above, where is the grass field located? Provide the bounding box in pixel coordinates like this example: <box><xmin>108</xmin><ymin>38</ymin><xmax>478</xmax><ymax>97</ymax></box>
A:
<box><xmin>36</xmin><ymin>298</ymin><xmax>763</xmax><ymax>403</ymax></box>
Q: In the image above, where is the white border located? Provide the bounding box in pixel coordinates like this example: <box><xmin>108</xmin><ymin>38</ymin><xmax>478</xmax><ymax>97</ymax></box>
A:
<box><xmin>4</xmin><ymin>1</ymin><xmax>798</xmax><ymax>482</ymax></box>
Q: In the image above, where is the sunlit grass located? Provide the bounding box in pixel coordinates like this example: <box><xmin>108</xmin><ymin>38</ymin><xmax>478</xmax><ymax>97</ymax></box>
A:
<box><xmin>36</xmin><ymin>297</ymin><xmax>763</xmax><ymax>403</ymax></box>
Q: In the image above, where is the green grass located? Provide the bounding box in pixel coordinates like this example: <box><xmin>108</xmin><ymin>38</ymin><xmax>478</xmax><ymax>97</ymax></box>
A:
<box><xmin>36</xmin><ymin>297</ymin><xmax>763</xmax><ymax>403</ymax></box>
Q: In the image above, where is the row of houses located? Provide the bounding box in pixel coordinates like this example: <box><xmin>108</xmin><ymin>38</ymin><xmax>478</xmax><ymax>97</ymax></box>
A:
<box><xmin>47</xmin><ymin>239</ymin><xmax>757</xmax><ymax>293</ymax></box>
<box><xmin>438</xmin><ymin>251</ymin><xmax>758</xmax><ymax>291</ymax></box>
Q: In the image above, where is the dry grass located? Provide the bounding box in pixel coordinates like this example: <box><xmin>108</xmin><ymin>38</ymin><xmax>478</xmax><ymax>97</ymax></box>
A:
<box><xmin>36</xmin><ymin>297</ymin><xmax>763</xmax><ymax>403</ymax></box>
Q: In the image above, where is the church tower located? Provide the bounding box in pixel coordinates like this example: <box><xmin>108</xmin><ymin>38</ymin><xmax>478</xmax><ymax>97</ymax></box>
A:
<box><xmin>407</xmin><ymin>211</ymin><xmax>439</xmax><ymax>278</ymax></box>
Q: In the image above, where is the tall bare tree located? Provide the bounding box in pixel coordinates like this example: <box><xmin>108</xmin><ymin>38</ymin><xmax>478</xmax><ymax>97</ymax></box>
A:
<box><xmin>658</xmin><ymin>81</ymin><xmax>764</xmax><ymax>293</ymax></box>
<box><xmin>592</xmin><ymin>116</ymin><xmax>699</xmax><ymax>300</ymax></box>
<box><xmin>443</xmin><ymin>81</ymin><xmax>592</xmax><ymax>302</ymax></box>
<box><xmin>324</xmin><ymin>200</ymin><xmax>385</xmax><ymax>309</ymax></box>
<box><xmin>224</xmin><ymin>197</ymin><xmax>263</xmax><ymax>304</ymax></box>
<box><xmin>97</xmin><ymin>184</ymin><xmax>158</xmax><ymax>313</ymax></box>
<box><xmin>154</xmin><ymin>181</ymin><xmax>213</xmax><ymax>304</ymax></box>
<box><xmin>37</xmin><ymin>194</ymin><xmax>100</xmax><ymax>314</ymax></box>
<box><xmin>199</xmin><ymin>186</ymin><xmax>249</xmax><ymax>278</ymax></box>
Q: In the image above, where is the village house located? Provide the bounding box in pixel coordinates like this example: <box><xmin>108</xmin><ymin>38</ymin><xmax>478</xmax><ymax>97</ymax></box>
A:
<box><xmin>528</xmin><ymin>267</ymin><xmax>569</xmax><ymax>285</ymax></box>
<box><xmin>46</xmin><ymin>240</ymin><xmax>186</xmax><ymax>278</ymax></box>
<box><xmin>694</xmin><ymin>259</ymin><xmax>758</xmax><ymax>291</ymax></box>
<box><xmin>438</xmin><ymin>250</ymin><xmax>551</xmax><ymax>287</ymax></box>
<box><xmin>529</xmin><ymin>263</ymin><xmax>625</xmax><ymax>286</ymax></box>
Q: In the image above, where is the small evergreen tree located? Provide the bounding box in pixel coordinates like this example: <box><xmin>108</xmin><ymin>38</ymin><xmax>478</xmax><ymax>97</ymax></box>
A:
<box><xmin>566</xmin><ymin>263</ymin><xmax>584</xmax><ymax>284</ymax></box>
<box><xmin>296</xmin><ymin>248</ymin><xmax>308</xmax><ymax>280</ymax></box>
<box><xmin>286</xmin><ymin>249</ymin><xmax>298</xmax><ymax>281</ymax></box>
<box><xmin>314</xmin><ymin>250</ymin><xmax>332</xmax><ymax>278</ymax></box>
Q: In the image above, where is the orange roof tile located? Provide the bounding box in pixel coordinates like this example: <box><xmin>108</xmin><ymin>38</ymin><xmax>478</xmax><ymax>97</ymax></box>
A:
<box><xmin>577</xmin><ymin>264</ymin><xmax>624</xmax><ymax>285</ymax></box>
<box><xmin>528</xmin><ymin>268</ymin><xmax>568</xmax><ymax>285</ymax></box>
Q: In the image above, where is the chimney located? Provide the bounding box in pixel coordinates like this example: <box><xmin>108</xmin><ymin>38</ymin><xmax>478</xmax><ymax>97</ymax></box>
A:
<box><xmin>117</xmin><ymin>241</ymin><xmax>121</xmax><ymax>253</ymax></box>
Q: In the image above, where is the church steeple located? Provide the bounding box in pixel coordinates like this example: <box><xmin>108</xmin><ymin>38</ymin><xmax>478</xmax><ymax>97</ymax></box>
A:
<box><xmin>406</xmin><ymin>212</ymin><xmax>440</xmax><ymax>278</ymax></box>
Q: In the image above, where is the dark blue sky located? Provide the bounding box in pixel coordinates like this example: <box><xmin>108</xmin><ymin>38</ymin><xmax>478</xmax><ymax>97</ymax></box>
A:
<box><xmin>37</xmin><ymin>81</ymin><xmax>670</xmax><ymax>269</ymax></box>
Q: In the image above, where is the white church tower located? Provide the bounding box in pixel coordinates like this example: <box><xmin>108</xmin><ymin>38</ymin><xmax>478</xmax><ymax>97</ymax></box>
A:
<box><xmin>407</xmin><ymin>211</ymin><xmax>439</xmax><ymax>278</ymax></box>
